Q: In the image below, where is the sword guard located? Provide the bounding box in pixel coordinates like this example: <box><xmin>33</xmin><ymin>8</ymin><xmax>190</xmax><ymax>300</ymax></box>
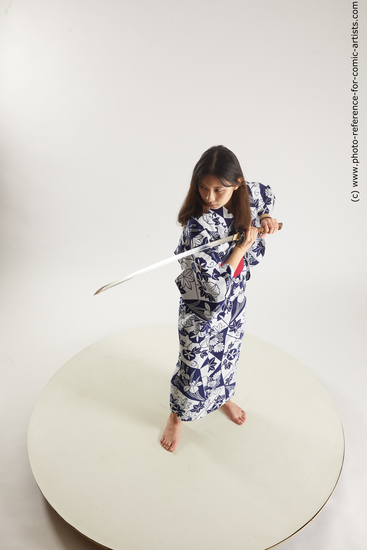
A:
<box><xmin>233</xmin><ymin>229</ymin><xmax>245</xmax><ymax>245</ymax></box>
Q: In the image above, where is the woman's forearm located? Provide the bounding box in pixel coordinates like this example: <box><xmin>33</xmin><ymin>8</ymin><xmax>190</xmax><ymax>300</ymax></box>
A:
<box><xmin>224</xmin><ymin>245</ymin><xmax>247</xmax><ymax>271</ymax></box>
<box><xmin>224</xmin><ymin>226</ymin><xmax>259</xmax><ymax>272</ymax></box>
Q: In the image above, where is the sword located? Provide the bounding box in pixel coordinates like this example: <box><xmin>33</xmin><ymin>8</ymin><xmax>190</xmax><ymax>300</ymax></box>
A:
<box><xmin>94</xmin><ymin>223</ymin><xmax>283</xmax><ymax>295</ymax></box>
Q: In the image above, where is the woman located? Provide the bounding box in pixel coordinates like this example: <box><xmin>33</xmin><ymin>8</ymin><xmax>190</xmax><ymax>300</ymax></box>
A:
<box><xmin>161</xmin><ymin>145</ymin><xmax>278</xmax><ymax>452</ymax></box>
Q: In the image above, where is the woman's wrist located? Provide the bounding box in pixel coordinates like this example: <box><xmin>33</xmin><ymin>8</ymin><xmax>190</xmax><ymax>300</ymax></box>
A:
<box><xmin>236</xmin><ymin>241</ymin><xmax>251</xmax><ymax>254</ymax></box>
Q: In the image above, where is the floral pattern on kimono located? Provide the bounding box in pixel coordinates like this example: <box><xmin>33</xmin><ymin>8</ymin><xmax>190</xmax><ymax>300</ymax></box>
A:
<box><xmin>170</xmin><ymin>181</ymin><xmax>275</xmax><ymax>421</ymax></box>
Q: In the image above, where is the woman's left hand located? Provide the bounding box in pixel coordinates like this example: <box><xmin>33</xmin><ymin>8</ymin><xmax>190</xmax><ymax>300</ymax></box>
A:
<box><xmin>260</xmin><ymin>216</ymin><xmax>278</xmax><ymax>239</ymax></box>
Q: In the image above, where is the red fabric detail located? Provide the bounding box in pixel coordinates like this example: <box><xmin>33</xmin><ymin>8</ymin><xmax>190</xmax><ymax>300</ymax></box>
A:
<box><xmin>221</xmin><ymin>256</ymin><xmax>244</xmax><ymax>278</ymax></box>
<box><xmin>233</xmin><ymin>256</ymin><xmax>244</xmax><ymax>277</ymax></box>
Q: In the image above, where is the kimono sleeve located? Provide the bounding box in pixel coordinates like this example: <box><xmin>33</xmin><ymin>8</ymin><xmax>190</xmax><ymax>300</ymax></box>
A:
<box><xmin>246</xmin><ymin>182</ymin><xmax>276</xmax><ymax>270</ymax></box>
<box><xmin>174</xmin><ymin>219</ymin><xmax>235</xmax><ymax>321</ymax></box>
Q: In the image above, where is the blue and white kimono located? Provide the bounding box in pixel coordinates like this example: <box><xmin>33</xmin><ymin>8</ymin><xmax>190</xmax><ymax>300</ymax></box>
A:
<box><xmin>170</xmin><ymin>182</ymin><xmax>275</xmax><ymax>421</ymax></box>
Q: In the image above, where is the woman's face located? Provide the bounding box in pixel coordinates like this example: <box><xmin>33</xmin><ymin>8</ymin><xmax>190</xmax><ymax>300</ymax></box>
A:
<box><xmin>198</xmin><ymin>175</ymin><xmax>239</xmax><ymax>210</ymax></box>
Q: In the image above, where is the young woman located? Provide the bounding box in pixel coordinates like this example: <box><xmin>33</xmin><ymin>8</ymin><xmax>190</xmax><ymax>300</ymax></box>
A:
<box><xmin>160</xmin><ymin>145</ymin><xmax>278</xmax><ymax>452</ymax></box>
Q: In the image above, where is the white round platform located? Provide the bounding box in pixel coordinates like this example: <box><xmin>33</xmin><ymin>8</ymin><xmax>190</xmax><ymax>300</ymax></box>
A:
<box><xmin>28</xmin><ymin>324</ymin><xmax>344</xmax><ymax>550</ymax></box>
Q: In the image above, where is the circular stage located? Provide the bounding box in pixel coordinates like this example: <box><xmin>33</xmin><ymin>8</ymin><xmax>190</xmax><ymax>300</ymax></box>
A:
<box><xmin>28</xmin><ymin>324</ymin><xmax>344</xmax><ymax>550</ymax></box>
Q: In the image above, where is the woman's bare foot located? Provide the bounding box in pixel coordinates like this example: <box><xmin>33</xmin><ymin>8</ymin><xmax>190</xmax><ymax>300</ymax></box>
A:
<box><xmin>160</xmin><ymin>412</ymin><xmax>181</xmax><ymax>452</ymax></box>
<box><xmin>220</xmin><ymin>400</ymin><xmax>246</xmax><ymax>425</ymax></box>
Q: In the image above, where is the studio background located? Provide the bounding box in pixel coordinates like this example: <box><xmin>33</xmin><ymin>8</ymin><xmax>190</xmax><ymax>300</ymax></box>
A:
<box><xmin>1</xmin><ymin>1</ymin><xmax>366</xmax><ymax>548</ymax></box>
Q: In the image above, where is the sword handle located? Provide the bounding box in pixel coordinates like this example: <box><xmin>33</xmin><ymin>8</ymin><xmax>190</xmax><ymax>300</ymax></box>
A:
<box><xmin>257</xmin><ymin>222</ymin><xmax>283</xmax><ymax>235</ymax></box>
<box><xmin>233</xmin><ymin>222</ymin><xmax>283</xmax><ymax>244</ymax></box>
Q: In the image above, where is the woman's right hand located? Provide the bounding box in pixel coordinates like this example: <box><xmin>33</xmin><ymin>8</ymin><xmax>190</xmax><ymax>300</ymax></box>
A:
<box><xmin>237</xmin><ymin>226</ymin><xmax>258</xmax><ymax>253</ymax></box>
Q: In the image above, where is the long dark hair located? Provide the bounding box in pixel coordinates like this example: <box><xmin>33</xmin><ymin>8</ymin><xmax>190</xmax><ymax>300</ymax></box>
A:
<box><xmin>178</xmin><ymin>145</ymin><xmax>252</xmax><ymax>232</ymax></box>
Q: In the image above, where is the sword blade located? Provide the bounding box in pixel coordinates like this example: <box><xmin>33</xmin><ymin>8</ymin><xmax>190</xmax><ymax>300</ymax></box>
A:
<box><xmin>94</xmin><ymin>233</ymin><xmax>236</xmax><ymax>295</ymax></box>
<box><xmin>94</xmin><ymin>222</ymin><xmax>282</xmax><ymax>296</ymax></box>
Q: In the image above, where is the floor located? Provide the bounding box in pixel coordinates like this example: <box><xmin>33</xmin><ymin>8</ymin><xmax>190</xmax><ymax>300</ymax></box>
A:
<box><xmin>28</xmin><ymin>324</ymin><xmax>344</xmax><ymax>550</ymax></box>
